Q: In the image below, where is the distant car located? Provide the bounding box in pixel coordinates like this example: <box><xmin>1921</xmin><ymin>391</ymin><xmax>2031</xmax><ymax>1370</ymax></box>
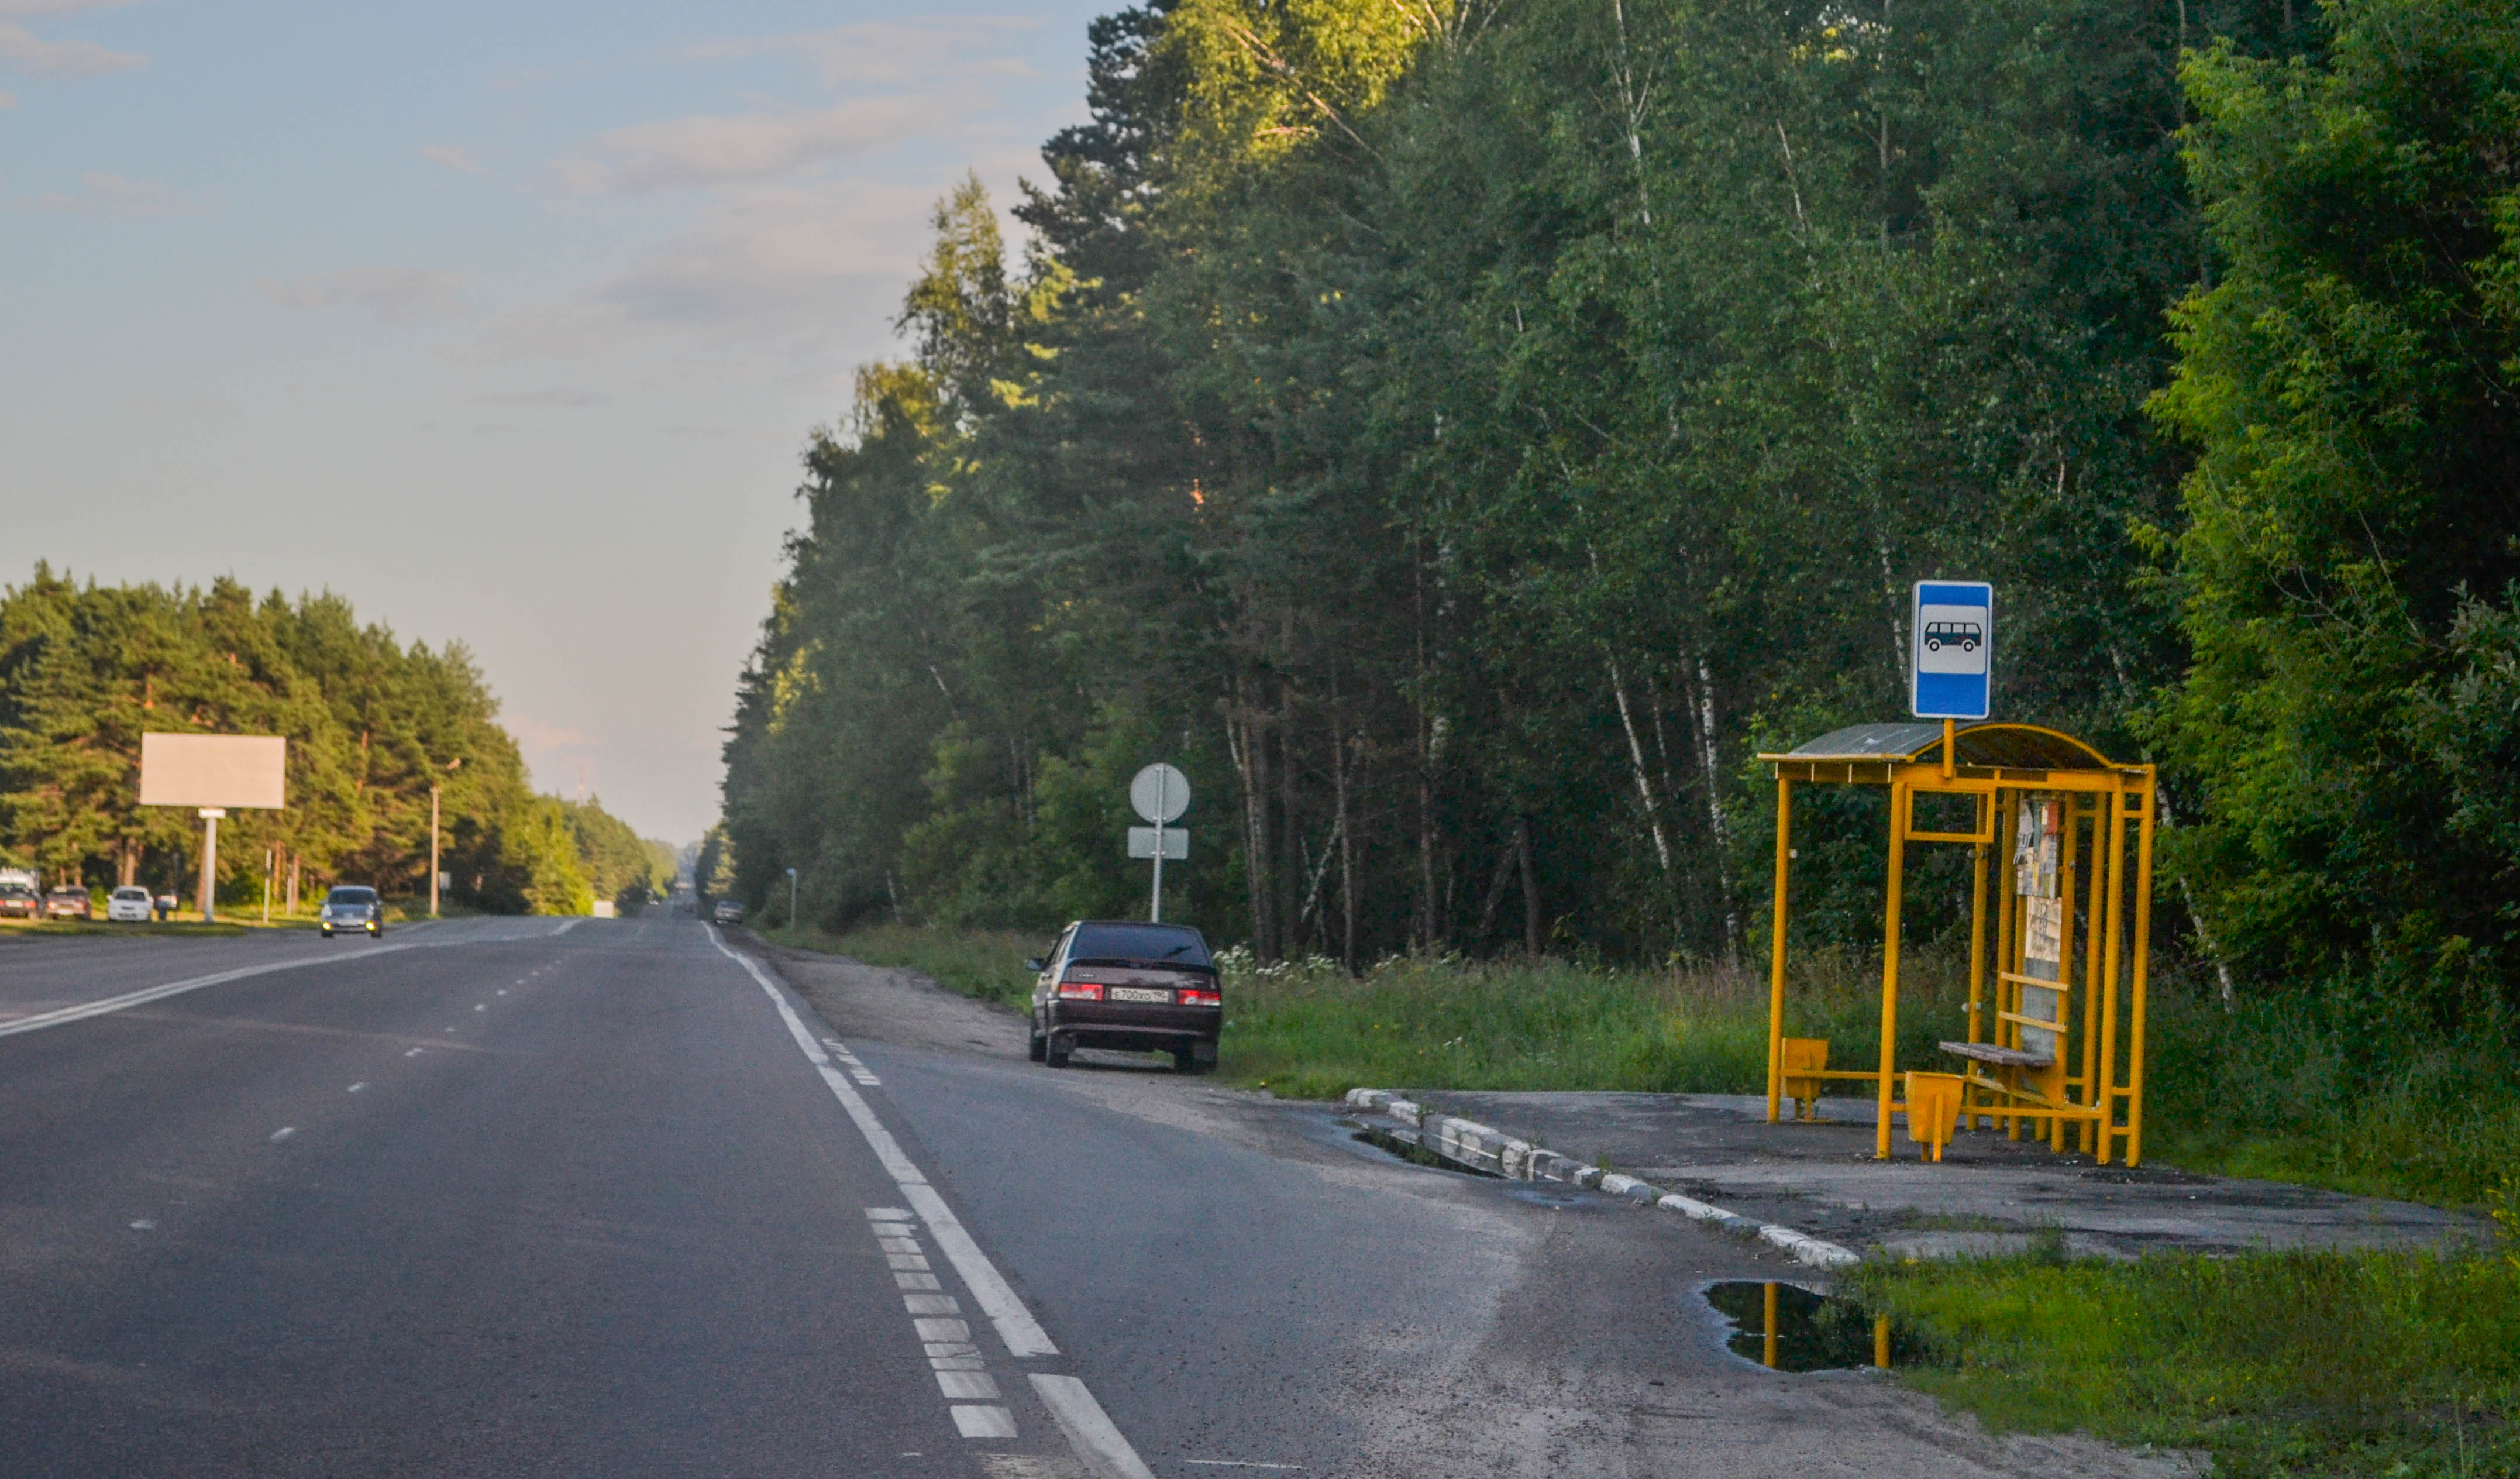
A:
<box><xmin>106</xmin><ymin>886</ymin><xmax>153</xmax><ymax>923</ymax></box>
<box><xmin>1028</xmin><ymin>920</ymin><xmax>1222</xmax><ymax>1074</ymax></box>
<box><xmin>319</xmin><ymin>885</ymin><xmax>384</xmax><ymax>938</ymax></box>
<box><xmin>0</xmin><ymin>875</ymin><xmax>39</xmax><ymax>921</ymax></box>
<box><xmin>711</xmin><ymin>899</ymin><xmax>743</xmax><ymax>925</ymax></box>
<box><xmin>43</xmin><ymin>887</ymin><xmax>92</xmax><ymax>920</ymax></box>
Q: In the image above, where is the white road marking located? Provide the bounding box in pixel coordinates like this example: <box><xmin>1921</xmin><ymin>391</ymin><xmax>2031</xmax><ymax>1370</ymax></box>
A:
<box><xmin>268</xmin><ymin>1127</ymin><xmax>296</xmax><ymax>1142</ymax></box>
<box><xmin>713</xmin><ymin>934</ymin><xmax>1056</xmax><ymax>1357</ymax></box>
<box><xmin>1031</xmin><ymin>1374</ymin><xmax>1158</xmax><ymax>1479</ymax></box>
<box><xmin>474</xmin><ymin>1004</ymin><xmax>486</xmax><ymax>1012</ymax></box>
<box><xmin>404</xmin><ymin>1048</ymin><xmax>424</xmax><ymax>1057</ymax></box>
<box><xmin>903</xmin><ymin>1294</ymin><xmax>960</xmax><ymax>1316</ymax></box>
<box><xmin>887</xmin><ymin>1254</ymin><xmax>931</xmax><ymax>1271</ymax></box>
<box><xmin>347</xmin><ymin>1082</ymin><xmax>368</xmax><ymax>1093</ymax></box>
<box><xmin>937</xmin><ymin>1371</ymin><xmax>1000</xmax><ymax>1400</ymax></box>
<box><xmin>497</xmin><ymin>989</ymin><xmax>507</xmax><ymax>996</ymax></box>
<box><xmin>0</xmin><ymin>943</ymin><xmax>416</xmax><ymax>1038</ymax></box>
<box><xmin>951</xmin><ymin>1406</ymin><xmax>1017</xmax><ymax>1440</ymax></box>
<box><xmin>866</xmin><ymin>1206</ymin><xmax>912</xmax><ymax>1220</ymax></box>
<box><xmin>897</xmin><ymin>1272</ymin><xmax>943</xmax><ymax>1291</ymax></box>
<box><xmin>1182</xmin><ymin>1464</ymin><xmax>1306</xmax><ymax>1471</ymax></box>
<box><xmin>129</xmin><ymin>1220</ymin><xmax>156</xmax><ymax>1230</ymax></box>
<box><xmin>914</xmin><ymin>1318</ymin><xmax>970</xmax><ymax>1343</ymax></box>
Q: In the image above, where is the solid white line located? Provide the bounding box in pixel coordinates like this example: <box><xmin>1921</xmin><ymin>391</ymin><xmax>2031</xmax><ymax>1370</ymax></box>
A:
<box><xmin>1030</xmin><ymin>1374</ymin><xmax>1158</xmax><ymax>1479</ymax></box>
<box><xmin>710</xmin><ymin>933</ymin><xmax>1059</xmax><ymax>1358</ymax></box>
<box><xmin>0</xmin><ymin>943</ymin><xmax>416</xmax><ymax>1038</ymax></box>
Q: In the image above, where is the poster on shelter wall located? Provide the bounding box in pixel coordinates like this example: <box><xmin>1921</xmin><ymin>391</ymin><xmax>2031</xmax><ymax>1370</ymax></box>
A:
<box><xmin>2013</xmin><ymin>794</ymin><xmax>2061</xmax><ymax>899</ymax></box>
<box><xmin>2022</xmin><ymin>896</ymin><xmax>2066</xmax><ymax>967</ymax></box>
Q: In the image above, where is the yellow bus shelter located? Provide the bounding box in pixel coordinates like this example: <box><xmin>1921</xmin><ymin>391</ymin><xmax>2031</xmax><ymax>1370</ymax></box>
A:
<box><xmin>1757</xmin><ymin>721</ymin><xmax>2157</xmax><ymax>1164</ymax></box>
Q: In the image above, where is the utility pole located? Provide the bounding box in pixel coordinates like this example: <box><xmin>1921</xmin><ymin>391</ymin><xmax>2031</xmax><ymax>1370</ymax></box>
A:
<box><xmin>263</xmin><ymin>847</ymin><xmax>273</xmax><ymax>926</ymax></box>
<box><xmin>786</xmin><ymin>867</ymin><xmax>798</xmax><ymax>932</ymax></box>
<box><xmin>429</xmin><ymin>784</ymin><xmax>442</xmax><ymax>919</ymax></box>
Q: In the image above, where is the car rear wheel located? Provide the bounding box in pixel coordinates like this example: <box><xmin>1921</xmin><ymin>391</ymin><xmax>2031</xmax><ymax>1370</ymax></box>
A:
<box><xmin>1044</xmin><ymin>1034</ymin><xmax>1070</xmax><ymax>1068</ymax></box>
<box><xmin>1028</xmin><ymin>1018</ymin><xmax>1048</xmax><ymax>1062</ymax></box>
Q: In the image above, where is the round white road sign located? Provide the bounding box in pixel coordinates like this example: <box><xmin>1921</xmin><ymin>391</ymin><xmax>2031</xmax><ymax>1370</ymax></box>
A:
<box><xmin>1130</xmin><ymin>763</ymin><xmax>1190</xmax><ymax>824</ymax></box>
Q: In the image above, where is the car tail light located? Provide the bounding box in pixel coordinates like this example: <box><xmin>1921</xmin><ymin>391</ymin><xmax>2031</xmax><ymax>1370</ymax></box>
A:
<box><xmin>1055</xmin><ymin>982</ymin><xmax>1104</xmax><ymax>1002</ymax></box>
<box><xmin>1178</xmin><ymin>988</ymin><xmax>1221</xmax><ymax>1007</ymax></box>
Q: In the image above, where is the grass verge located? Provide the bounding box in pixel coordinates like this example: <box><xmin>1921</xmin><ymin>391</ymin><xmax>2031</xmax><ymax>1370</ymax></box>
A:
<box><xmin>758</xmin><ymin>921</ymin><xmax>1041</xmax><ymax>1012</ymax></box>
<box><xmin>1850</xmin><ymin>1238</ymin><xmax>2520</xmax><ymax>1478</ymax></box>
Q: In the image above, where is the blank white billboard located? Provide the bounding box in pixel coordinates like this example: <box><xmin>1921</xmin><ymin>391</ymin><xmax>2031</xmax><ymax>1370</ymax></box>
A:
<box><xmin>139</xmin><ymin>734</ymin><xmax>288</xmax><ymax>809</ymax></box>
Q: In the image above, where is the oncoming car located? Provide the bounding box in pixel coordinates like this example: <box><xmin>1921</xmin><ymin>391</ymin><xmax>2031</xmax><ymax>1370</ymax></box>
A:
<box><xmin>711</xmin><ymin>899</ymin><xmax>743</xmax><ymax>925</ymax></box>
<box><xmin>1028</xmin><ymin>920</ymin><xmax>1221</xmax><ymax>1074</ymax></box>
<box><xmin>319</xmin><ymin>885</ymin><xmax>384</xmax><ymax>938</ymax></box>
<box><xmin>106</xmin><ymin>886</ymin><xmax>153</xmax><ymax>923</ymax></box>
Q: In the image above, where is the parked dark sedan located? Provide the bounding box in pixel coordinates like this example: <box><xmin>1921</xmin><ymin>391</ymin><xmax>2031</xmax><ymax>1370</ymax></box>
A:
<box><xmin>1028</xmin><ymin>920</ymin><xmax>1221</xmax><ymax>1073</ymax></box>
<box><xmin>43</xmin><ymin>886</ymin><xmax>92</xmax><ymax>920</ymax></box>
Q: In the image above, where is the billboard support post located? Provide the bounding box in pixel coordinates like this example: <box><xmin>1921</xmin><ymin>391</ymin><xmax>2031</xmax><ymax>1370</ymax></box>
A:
<box><xmin>197</xmin><ymin>808</ymin><xmax>225</xmax><ymax>923</ymax></box>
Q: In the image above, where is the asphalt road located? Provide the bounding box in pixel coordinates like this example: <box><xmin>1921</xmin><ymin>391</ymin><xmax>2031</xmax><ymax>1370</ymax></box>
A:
<box><xmin>0</xmin><ymin>919</ymin><xmax>2195</xmax><ymax>1479</ymax></box>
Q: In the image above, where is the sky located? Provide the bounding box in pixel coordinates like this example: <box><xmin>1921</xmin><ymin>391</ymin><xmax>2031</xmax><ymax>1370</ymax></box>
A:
<box><xmin>0</xmin><ymin>0</ymin><xmax>1112</xmax><ymax>846</ymax></box>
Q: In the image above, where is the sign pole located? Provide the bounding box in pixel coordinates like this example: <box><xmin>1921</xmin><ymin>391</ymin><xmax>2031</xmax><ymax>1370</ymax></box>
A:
<box><xmin>263</xmin><ymin>848</ymin><xmax>273</xmax><ymax>926</ymax></box>
<box><xmin>1150</xmin><ymin>769</ymin><xmax>1168</xmax><ymax>923</ymax></box>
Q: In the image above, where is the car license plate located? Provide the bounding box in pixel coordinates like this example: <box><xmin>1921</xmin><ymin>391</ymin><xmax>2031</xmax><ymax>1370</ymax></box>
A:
<box><xmin>1108</xmin><ymin>987</ymin><xmax>1171</xmax><ymax>1003</ymax></box>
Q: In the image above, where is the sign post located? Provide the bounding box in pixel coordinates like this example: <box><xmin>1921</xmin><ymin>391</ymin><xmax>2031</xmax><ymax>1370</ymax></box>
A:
<box><xmin>1128</xmin><ymin>763</ymin><xmax>1189</xmax><ymax>922</ymax></box>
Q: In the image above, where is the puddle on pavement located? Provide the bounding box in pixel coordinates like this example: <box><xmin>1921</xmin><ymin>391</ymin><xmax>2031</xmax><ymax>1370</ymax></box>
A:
<box><xmin>1339</xmin><ymin>1120</ymin><xmax>1503</xmax><ymax>1178</ymax></box>
<box><xmin>1703</xmin><ymin>1281</ymin><xmax>1912</xmax><ymax>1371</ymax></box>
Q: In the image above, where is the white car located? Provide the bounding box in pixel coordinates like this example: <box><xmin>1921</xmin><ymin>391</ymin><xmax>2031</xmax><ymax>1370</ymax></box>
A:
<box><xmin>106</xmin><ymin>886</ymin><xmax>153</xmax><ymax>923</ymax></box>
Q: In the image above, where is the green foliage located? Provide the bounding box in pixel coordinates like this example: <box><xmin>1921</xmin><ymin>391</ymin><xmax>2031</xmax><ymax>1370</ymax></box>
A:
<box><xmin>0</xmin><ymin>567</ymin><xmax>641</xmax><ymax>915</ymax></box>
<box><xmin>720</xmin><ymin>0</ymin><xmax>2263</xmax><ymax>965</ymax></box>
<box><xmin>1852</xmin><ymin>1248</ymin><xmax>2520</xmax><ymax>1478</ymax></box>
<box><xmin>2149</xmin><ymin>0</ymin><xmax>2520</xmax><ymax>1026</ymax></box>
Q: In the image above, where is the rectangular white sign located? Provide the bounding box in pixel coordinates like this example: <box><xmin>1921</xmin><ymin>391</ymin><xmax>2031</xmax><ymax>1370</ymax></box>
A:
<box><xmin>1127</xmin><ymin>827</ymin><xmax>1188</xmax><ymax>860</ymax></box>
<box><xmin>139</xmin><ymin>733</ymin><xmax>288</xmax><ymax>809</ymax></box>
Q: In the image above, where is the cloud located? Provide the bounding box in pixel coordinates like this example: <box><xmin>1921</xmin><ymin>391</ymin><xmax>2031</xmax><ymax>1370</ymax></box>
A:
<box><xmin>687</xmin><ymin>19</ymin><xmax>1038</xmax><ymax>87</ymax></box>
<box><xmin>487</xmin><ymin>178</ymin><xmax>935</xmax><ymax>359</ymax></box>
<box><xmin>510</xmin><ymin>718</ymin><xmax>588</xmax><ymax>751</ymax></box>
<box><xmin>261</xmin><ymin>268</ymin><xmax>473</xmax><ymax>325</ymax></box>
<box><xmin>557</xmin><ymin>91</ymin><xmax>982</xmax><ymax>195</ymax></box>
<box><xmin>418</xmin><ymin>144</ymin><xmax>485</xmax><ymax>175</ymax></box>
<box><xmin>472</xmin><ymin>386</ymin><xmax>611</xmax><ymax>408</ymax></box>
<box><xmin>0</xmin><ymin>2</ymin><xmax>146</xmax><ymax>75</ymax></box>
<box><xmin>12</xmin><ymin>171</ymin><xmax>192</xmax><ymax>216</ymax></box>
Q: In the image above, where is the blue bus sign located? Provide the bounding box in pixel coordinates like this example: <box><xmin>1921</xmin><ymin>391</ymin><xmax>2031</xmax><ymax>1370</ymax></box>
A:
<box><xmin>1912</xmin><ymin>581</ymin><xmax>1992</xmax><ymax>720</ymax></box>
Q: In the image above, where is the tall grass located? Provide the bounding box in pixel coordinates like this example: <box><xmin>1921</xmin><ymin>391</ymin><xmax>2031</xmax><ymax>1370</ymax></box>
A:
<box><xmin>1851</xmin><ymin>1241</ymin><xmax>2520</xmax><ymax>1478</ymax></box>
<box><xmin>1213</xmin><ymin>945</ymin><xmax>1971</xmax><ymax>1101</ymax></box>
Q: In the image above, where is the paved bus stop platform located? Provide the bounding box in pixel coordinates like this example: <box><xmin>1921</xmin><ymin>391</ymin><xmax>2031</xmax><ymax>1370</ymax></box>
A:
<box><xmin>1378</xmin><ymin>1090</ymin><xmax>2488</xmax><ymax>1260</ymax></box>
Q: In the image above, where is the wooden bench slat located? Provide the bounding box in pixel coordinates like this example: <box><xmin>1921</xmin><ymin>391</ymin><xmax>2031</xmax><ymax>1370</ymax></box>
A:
<box><xmin>1938</xmin><ymin>1039</ymin><xmax>2054</xmax><ymax>1069</ymax></box>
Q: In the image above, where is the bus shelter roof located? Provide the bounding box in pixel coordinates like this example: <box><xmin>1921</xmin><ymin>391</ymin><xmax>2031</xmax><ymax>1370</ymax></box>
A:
<box><xmin>1760</xmin><ymin>721</ymin><xmax>2118</xmax><ymax>775</ymax></box>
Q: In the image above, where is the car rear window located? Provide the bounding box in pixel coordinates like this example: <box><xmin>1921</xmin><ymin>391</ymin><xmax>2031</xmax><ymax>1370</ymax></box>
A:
<box><xmin>326</xmin><ymin>887</ymin><xmax>377</xmax><ymax>904</ymax></box>
<box><xmin>114</xmin><ymin>888</ymin><xmax>149</xmax><ymax>899</ymax></box>
<box><xmin>1066</xmin><ymin>923</ymin><xmax>1212</xmax><ymax>969</ymax></box>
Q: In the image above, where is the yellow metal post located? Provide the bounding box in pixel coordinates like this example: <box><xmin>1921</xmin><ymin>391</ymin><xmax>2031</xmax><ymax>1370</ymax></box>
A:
<box><xmin>1767</xmin><ymin>776</ymin><xmax>1793</xmax><ymax>1124</ymax></box>
<box><xmin>2094</xmin><ymin>785</ymin><xmax>2128</xmax><ymax>1165</ymax></box>
<box><xmin>2078</xmin><ymin>797</ymin><xmax>2106</xmax><ymax>1153</ymax></box>
<box><xmin>1941</xmin><ymin>717</ymin><xmax>1956</xmax><ymax>780</ymax></box>
<box><xmin>2126</xmin><ymin>772</ymin><xmax>2156</xmax><ymax>1165</ymax></box>
<box><xmin>1875</xmin><ymin>781</ymin><xmax>1908</xmax><ymax>1161</ymax></box>
<box><xmin>1966</xmin><ymin>821</ymin><xmax>1988</xmax><ymax>1129</ymax></box>
<box><xmin>2052</xmin><ymin>802</ymin><xmax>2080</xmax><ymax>1154</ymax></box>
<box><xmin>1874</xmin><ymin>1316</ymin><xmax>1892</xmax><ymax>1368</ymax></box>
<box><xmin>1764</xmin><ymin>1282</ymin><xmax>1779</xmax><ymax>1369</ymax></box>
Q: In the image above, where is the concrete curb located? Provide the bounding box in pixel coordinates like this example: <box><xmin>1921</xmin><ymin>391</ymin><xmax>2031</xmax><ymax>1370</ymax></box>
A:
<box><xmin>1343</xmin><ymin>1088</ymin><xmax>1861</xmax><ymax>1270</ymax></box>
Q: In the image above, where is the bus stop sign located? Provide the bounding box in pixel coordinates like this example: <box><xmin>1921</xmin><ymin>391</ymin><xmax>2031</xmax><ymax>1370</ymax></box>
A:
<box><xmin>1912</xmin><ymin>581</ymin><xmax>1992</xmax><ymax>720</ymax></box>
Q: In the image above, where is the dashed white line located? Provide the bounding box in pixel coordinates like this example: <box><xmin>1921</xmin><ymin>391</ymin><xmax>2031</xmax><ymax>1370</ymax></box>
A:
<box><xmin>347</xmin><ymin>1082</ymin><xmax>368</xmax><ymax>1093</ymax></box>
<box><xmin>404</xmin><ymin>1048</ymin><xmax>424</xmax><ymax>1057</ymax></box>
<box><xmin>268</xmin><ymin>1127</ymin><xmax>296</xmax><ymax>1142</ymax></box>
<box><xmin>0</xmin><ymin>943</ymin><xmax>418</xmax><ymax>1038</ymax></box>
<box><xmin>474</xmin><ymin>1004</ymin><xmax>487</xmax><ymax>1012</ymax></box>
<box><xmin>129</xmin><ymin>1219</ymin><xmax>156</xmax><ymax>1230</ymax></box>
